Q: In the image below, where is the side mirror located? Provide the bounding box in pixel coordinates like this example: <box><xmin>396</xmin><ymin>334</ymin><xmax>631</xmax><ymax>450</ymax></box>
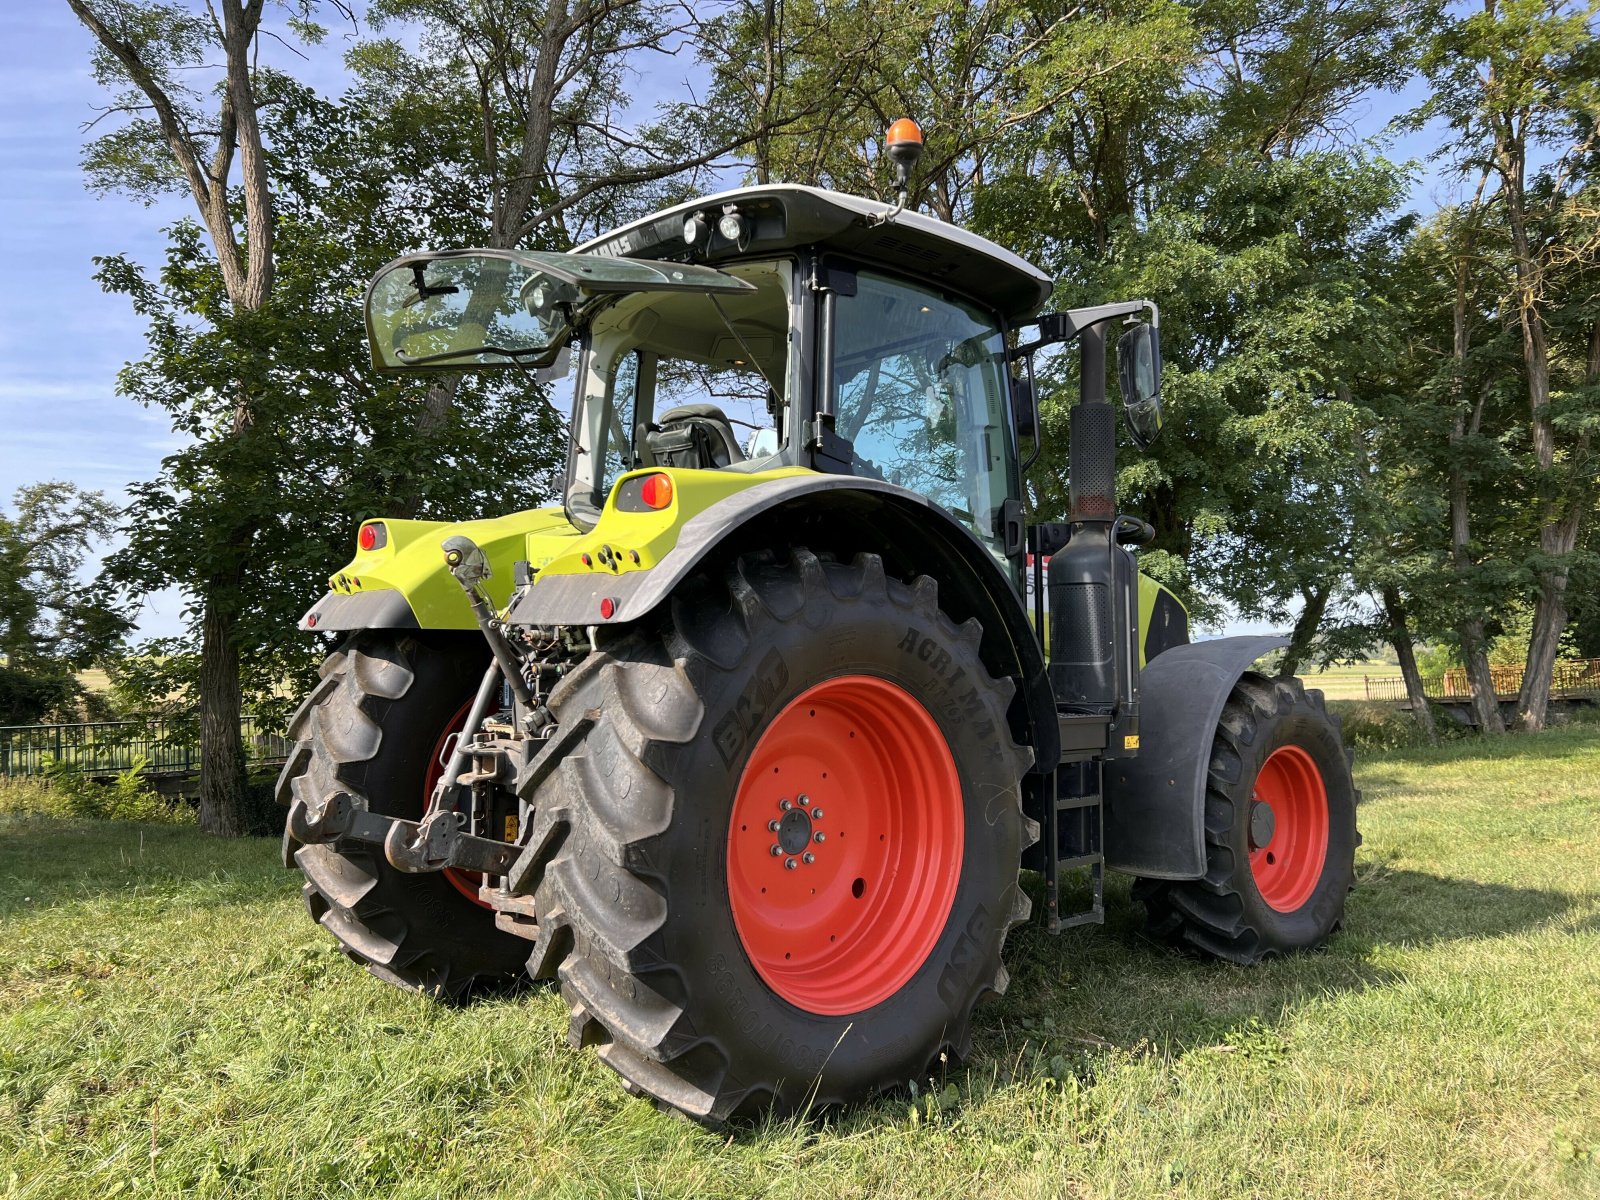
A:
<box><xmin>1116</xmin><ymin>322</ymin><xmax>1164</xmax><ymax>448</ymax></box>
<box><xmin>1011</xmin><ymin>372</ymin><xmax>1036</xmax><ymax>434</ymax></box>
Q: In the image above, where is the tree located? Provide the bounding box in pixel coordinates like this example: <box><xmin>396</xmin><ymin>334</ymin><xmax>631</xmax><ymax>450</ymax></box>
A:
<box><xmin>69</xmin><ymin>0</ymin><xmax>291</xmax><ymax>833</ymax></box>
<box><xmin>969</xmin><ymin>0</ymin><xmax>1429</xmax><ymax>638</ymax></box>
<box><xmin>0</xmin><ymin>483</ymin><xmax>130</xmax><ymax>725</ymax></box>
<box><xmin>352</xmin><ymin>0</ymin><xmax>809</xmax><ymax>456</ymax></box>
<box><xmin>1418</xmin><ymin>0</ymin><xmax>1600</xmax><ymax>728</ymax></box>
<box><xmin>96</xmin><ymin>84</ymin><xmax>563</xmax><ymax>752</ymax></box>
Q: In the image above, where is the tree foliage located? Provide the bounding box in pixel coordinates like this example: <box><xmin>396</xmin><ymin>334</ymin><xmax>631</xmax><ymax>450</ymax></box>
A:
<box><xmin>63</xmin><ymin>0</ymin><xmax>1600</xmax><ymax>768</ymax></box>
<box><xmin>0</xmin><ymin>483</ymin><xmax>131</xmax><ymax>725</ymax></box>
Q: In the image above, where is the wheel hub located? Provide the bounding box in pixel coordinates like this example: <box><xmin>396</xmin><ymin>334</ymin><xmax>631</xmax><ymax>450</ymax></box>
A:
<box><xmin>424</xmin><ymin>697</ymin><xmax>492</xmax><ymax>910</ymax></box>
<box><xmin>1249</xmin><ymin>797</ymin><xmax>1276</xmax><ymax>849</ymax></box>
<box><xmin>776</xmin><ymin>805</ymin><xmax>814</xmax><ymax>855</ymax></box>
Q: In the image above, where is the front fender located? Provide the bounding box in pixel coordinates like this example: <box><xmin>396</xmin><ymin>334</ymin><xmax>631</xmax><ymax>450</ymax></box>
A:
<box><xmin>1102</xmin><ymin>635</ymin><xmax>1287</xmax><ymax>879</ymax></box>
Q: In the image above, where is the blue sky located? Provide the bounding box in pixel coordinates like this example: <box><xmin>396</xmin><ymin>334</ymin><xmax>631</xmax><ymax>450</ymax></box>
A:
<box><xmin>0</xmin><ymin>6</ymin><xmax>1460</xmax><ymax>641</ymax></box>
<box><xmin>0</xmin><ymin>4</ymin><xmax>360</xmax><ymax>637</ymax></box>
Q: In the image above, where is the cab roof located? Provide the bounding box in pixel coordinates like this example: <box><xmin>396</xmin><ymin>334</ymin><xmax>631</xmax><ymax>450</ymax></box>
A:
<box><xmin>576</xmin><ymin>184</ymin><xmax>1055</xmax><ymax>322</ymax></box>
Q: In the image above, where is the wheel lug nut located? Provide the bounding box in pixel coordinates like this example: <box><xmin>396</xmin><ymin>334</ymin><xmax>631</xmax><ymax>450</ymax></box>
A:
<box><xmin>811</xmin><ymin>808</ymin><xmax>824</xmax><ymax>820</ymax></box>
<box><xmin>770</xmin><ymin>844</ymin><xmax>783</xmax><ymax>856</ymax></box>
<box><xmin>802</xmin><ymin>852</ymin><xmax>815</xmax><ymax>865</ymax></box>
<box><xmin>797</xmin><ymin>793</ymin><xmax>809</xmax><ymax>805</ymax></box>
<box><xmin>768</xmin><ymin>820</ymin><xmax>781</xmax><ymax>832</ymax></box>
<box><xmin>779</xmin><ymin>798</ymin><xmax>792</xmax><ymax>811</ymax></box>
<box><xmin>813</xmin><ymin>832</ymin><xmax>826</xmax><ymax>843</ymax></box>
<box><xmin>784</xmin><ymin>858</ymin><xmax>798</xmax><ymax>870</ymax></box>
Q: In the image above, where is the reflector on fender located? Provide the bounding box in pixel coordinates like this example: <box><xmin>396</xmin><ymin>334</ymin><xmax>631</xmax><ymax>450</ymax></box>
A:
<box><xmin>640</xmin><ymin>474</ymin><xmax>674</xmax><ymax>509</ymax></box>
<box><xmin>358</xmin><ymin>522</ymin><xmax>387</xmax><ymax>552</ymax></box>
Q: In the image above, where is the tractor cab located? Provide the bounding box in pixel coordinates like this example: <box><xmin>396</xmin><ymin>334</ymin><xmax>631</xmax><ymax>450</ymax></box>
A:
<box><xmin>368</xmin><ymin>184</ymin><xmax>1075</xmax><ymax>570</ymax></box>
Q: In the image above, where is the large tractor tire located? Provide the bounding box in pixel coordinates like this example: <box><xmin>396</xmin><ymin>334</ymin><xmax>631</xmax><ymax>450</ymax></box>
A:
<box><xmin>1133</xmin><ymin>672</ymin><xmax>1359</xmax><ymax>963</ymax></box>
<box><xmin>517</xmin><ymin>550</ymin><xmax>1035</xmax><ymax>1123</ymax></box>
<box><xmin>277</xmin><ymin>631</ymin><xmax>530</xmax><ymax>1000</ymax></box>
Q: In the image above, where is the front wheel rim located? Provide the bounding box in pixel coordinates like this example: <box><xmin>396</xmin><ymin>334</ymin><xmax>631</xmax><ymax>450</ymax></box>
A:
<box><xmin>727</xmin><ymin>675</ymin><xmax>965</xmax><ymax>1016</ymax></box>
<box><xmin>1247</xmin><ymin>744</ymin><xmax>1330</xmax><ymax>913</ymax></box>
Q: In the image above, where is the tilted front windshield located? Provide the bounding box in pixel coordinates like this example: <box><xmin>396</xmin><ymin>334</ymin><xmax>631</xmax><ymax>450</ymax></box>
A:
<box><xmin>830</xmin><ymin>270</ymin><xmax>1018</xmax><ymax>565</ymax></box>
<box><xmin>566</xmin><ymin>260</ymin><xmax>797</xmax><ymax>525</ymax></box>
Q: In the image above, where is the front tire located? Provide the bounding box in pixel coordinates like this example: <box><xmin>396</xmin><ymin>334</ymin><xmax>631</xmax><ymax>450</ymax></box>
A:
<box><xmin>518</xmin><ymin>550</ymin><xmax>1035</xmax><ymax>1123</ymax></box>
<box><xmin>276</xmin><ymin>631</ymin><xmax>530</xmax><ymax>1000</ymax></box>
<box><xmin>1133</xmin><ymin>673</ymin><xmax>1359</xmax><ymax>963</ymax></box>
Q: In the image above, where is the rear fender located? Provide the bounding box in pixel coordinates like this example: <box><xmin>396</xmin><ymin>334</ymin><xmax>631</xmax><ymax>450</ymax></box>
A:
<box><xmin>299</xmin><ymin>507</ymin><xmax>580</xmax><ymax>633</ymax></box>
<box><xmin>1102</xmin><ymin>635</ymin><xmax>1287</xmax><ymax>879</ymax></box>
<box><xmin>300</xmin><ymin>469</ymin><xmax>811</xmax><ymax>633</ymax></box>
<box><xmin>508</xmin><ymin>474</ymin><xmax>1060</xmax><ymax>768</ymax></box>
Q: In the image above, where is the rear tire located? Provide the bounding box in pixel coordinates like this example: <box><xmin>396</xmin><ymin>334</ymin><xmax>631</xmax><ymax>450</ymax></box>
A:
<box><xmin>1133</xmin><ymin>673</ymin><xmax>1358</xmax><ymax>963</ymax></box>
<box><xmin>276</xmin><ymin>631</ymin><xmax>529</xmax><ymax>1000</ymax></box>
<box><xmin>517</xmin><ymin>550</ymin><xmax>1035</xmax><ymax>1123</ymax></box>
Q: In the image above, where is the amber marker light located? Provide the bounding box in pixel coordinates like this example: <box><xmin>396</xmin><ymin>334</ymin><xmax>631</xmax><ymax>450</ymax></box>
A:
<box><xmin>886</xmin><ymin>117</ymin><xmax>923</xmax><ymax>150</ymax></box>
<box><xmin>885</xmin><ymin>118</ymin><xmax>924</xmax><ymax>209</ymax></box>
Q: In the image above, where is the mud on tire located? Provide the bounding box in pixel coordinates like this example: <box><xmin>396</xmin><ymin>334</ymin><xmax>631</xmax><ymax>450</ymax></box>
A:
<box><xmin>276</xmin><ymin>631</ymin><xmax>529</xmax><ymax>1000</ymax></box>
<box><xmin>1133</xmin><ymin>672</ymin><xmax>1359</xmax><ymax>963</ymax></box>
<box><xmin>513</xmin><ymin>550</ymin><xmax>1036</xmax><ymax>1123</ymax></box>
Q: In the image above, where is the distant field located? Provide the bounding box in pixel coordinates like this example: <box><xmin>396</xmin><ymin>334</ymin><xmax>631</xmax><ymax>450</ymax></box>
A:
<box><xmin>2</xmin><ymin>729</ymin><xmax>1598</xmax><ymax>1198</ymax></box>
<box><xmin>74</xmin><ymin>669</ymin><xmax>112</xmax><ymax>696</ymax></box>
<box><xmin>1298</xmin><ymin>659</ymin><xmax>1396</xmax><ymax>701</ymax></box>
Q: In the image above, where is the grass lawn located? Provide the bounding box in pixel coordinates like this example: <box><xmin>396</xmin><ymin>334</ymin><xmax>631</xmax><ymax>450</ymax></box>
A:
<box><xmin>2</xmin><ymin>729</ymin><xmax>1598</xmax><ymax>1199</ymax></box>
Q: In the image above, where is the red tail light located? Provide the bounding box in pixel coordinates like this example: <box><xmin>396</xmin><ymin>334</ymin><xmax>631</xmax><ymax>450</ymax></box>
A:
<box><xmin>639</xmin><ymin>474</ymin><xmax>674</xmax><ymax>510</ymax></box>
<box><xmin>358</xmin><ymin>522</ymin><xmax>387</xmax><ymax>552</ymax></box>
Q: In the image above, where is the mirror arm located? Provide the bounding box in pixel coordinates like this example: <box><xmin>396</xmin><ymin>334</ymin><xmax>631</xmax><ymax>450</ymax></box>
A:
<box><xmin>1008</xmin><ymin>299</ymin><xmax>1158</xmax><ymax>360</ymax></box>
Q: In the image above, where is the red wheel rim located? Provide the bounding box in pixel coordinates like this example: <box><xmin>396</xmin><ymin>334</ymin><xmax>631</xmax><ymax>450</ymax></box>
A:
<box><xmin>726</xmin><ymin>675</ymin><xmax>964</xmax><ymax>1016</ymax></box>
<box><xmin>1248</xmin><ymin>744</ymin><xmax>1329</xmax><ymax>913</ymax></box>
<box><xmin>424</xmin><ymin>698</ymin><xmax>490</xmax><ymax>909</ymax></box>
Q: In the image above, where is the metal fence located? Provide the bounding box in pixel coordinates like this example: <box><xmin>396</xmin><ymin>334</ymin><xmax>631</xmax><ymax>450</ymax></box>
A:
<box><xmin>1362</xmin><ymin>658</ymin><xmax>1600</xmax><ymax>703</ymax></box>
<box><xmin>0</xmin><ymin>717</ymin><xmax>291</xmax><ymax>779</ymax></box>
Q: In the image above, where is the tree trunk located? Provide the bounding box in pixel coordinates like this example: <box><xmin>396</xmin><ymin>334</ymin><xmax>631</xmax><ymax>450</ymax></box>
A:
<box><xmin>1502</xmin><ymin>158</ymin><xmax>1567</xmax><ymax>729</ymax></box>
<box><xmin>1382</xmin><ymin>585</ymin><xmax>1437</xmax><ymax>744</ymax></box>
<box><xmin>1448</xmin><ymin>246</ymin><xmax>1505</xmax><ymax>734</ymax></box>
<box><xmin>197</xmin><ymin>594</ymin><xmax>247</xmax><ymax>836</ymax></box>
<box><xmin>1514</xmin><ymin>319</ymin><xmax>1595</xmax><ymax>727</ymax></box>
<box><xmin>1277</xmin><ymin>583</ymin><xmax>1330</xmax><ymax>679</ymax></box>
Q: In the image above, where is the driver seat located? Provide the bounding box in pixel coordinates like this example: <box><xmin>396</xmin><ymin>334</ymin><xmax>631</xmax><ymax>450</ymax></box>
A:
<box><xmin>646</xmin><ymin>403</ymin><xmax>746</xmax><ymax>469</ymax></box>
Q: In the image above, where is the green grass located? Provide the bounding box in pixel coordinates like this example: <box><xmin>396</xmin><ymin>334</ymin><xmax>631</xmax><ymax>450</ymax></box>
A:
<box><xmin>3</xmin><ymin>731</ymin><xmax>1599</xmax><ymax>1199</ymax></box>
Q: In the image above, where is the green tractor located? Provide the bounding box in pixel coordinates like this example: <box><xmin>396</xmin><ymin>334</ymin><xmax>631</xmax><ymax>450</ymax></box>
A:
<box><xmin>278</xmin><ymin>125</ymin><xmax>1357</xmax><ymax>1123</ymax></box>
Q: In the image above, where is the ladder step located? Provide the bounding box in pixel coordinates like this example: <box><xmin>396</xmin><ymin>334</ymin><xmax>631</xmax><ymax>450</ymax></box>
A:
<box><xmin>1054</xmin><ymin>909</ymin><xmax>1102</xmax><ymax>930</ymax></box>
<box><xmin>1055</xmin><ymin>854</ymin><xmax>1101</xmax><ymax>871</ymax></box>
<box><xmin>1055</xmin><ymin>793</ymin><xmax>1100</xmax><ymax>811</ymax></box>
